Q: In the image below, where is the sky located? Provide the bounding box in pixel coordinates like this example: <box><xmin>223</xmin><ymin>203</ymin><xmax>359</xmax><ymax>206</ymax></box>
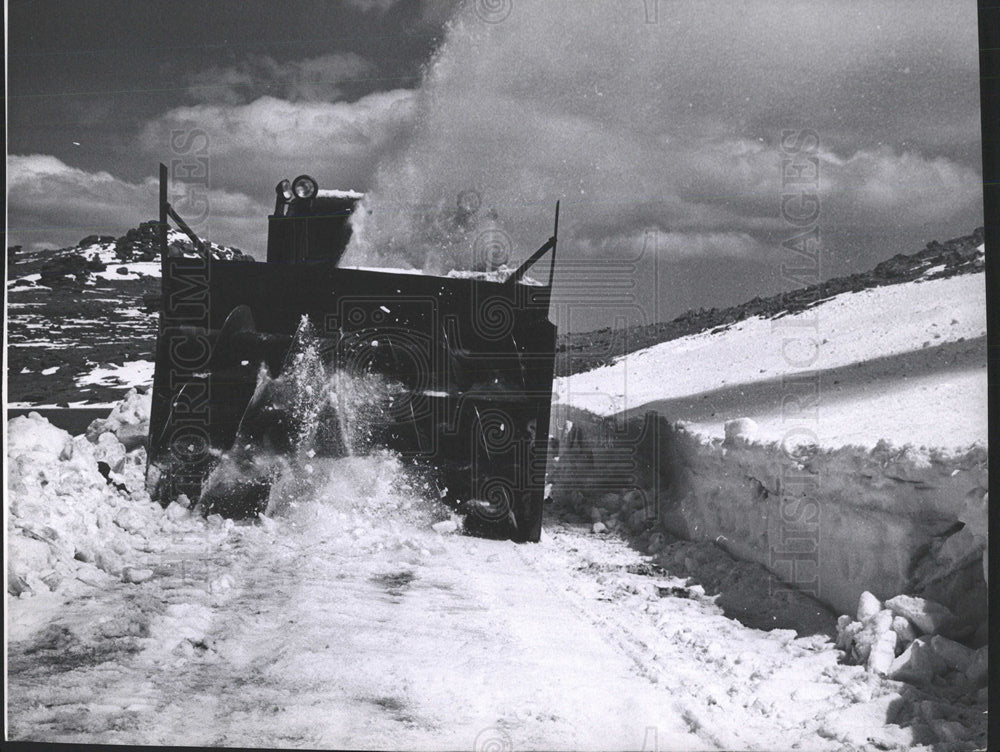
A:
<box><xmin>7</xmin><ymin>0</ymin><xmax>985</xmax><ymax>332</ymax></box>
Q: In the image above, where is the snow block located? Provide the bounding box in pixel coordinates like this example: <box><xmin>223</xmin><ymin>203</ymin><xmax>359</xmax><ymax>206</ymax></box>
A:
<box><xmin>867</xmin><ymin>628</ymin><xmax>897</xmax><ymax>676</ymax></box>
<box><xmin>927</xmin><ymin>635</ymin><xmax>975</xmax><ymax>673</ymax></box>
<box><xmin>431</xmin><ymin>519</ymin><xmax>459</xmax><ymax>535</ymax></box>
<box><xmin>723</xmin><ymin>417</ymin><xmax>758</xmax><ymax>445</ymax></box>
<box><xmin>884</xmin><ymin>595</ymin><xmax>954</xmax><ymax>635</ymax></box>
<box><xmin>122</xmin><ymin>566</ymin><xmax>154</xmax><ymax>584</ymax></box>
<box><xmin>964</xmin><ymin>646</ymin><xmax>988</xmax><ymax>687</ymax></box>
<box><xmin>85</xmin><ymin>387</ymin><xmax>151</xmax><ymax>451</ymax></box>
<box><xmin>857</xmin><ymin>591</ymin><xmax>882</xmax><ymax>621</ymax></box>
<box><xmin>891</xmin><ymin>615</ymin><xmax>917</xmax><ymax>650</ymax></box>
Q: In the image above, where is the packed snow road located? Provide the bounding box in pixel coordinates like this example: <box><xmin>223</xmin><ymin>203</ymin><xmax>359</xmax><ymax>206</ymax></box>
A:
<box><xmin>7</xmin><ymin>453</ymin><xmax>973</xmax><ymax>751</ymax></box>
<box><xmin>8</xmin><ymin>458</ymin><xmax>707</xmax><ymax>750</ymax></box>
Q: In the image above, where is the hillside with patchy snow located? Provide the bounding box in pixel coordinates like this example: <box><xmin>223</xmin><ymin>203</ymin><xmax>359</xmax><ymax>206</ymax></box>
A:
<box><xmin>6</xmin><ymin>227</ymin><xmax>250</xmax><ymax>408</ymax></box>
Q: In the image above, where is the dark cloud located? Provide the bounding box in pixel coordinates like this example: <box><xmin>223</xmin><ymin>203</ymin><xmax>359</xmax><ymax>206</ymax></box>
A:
<box><xmin>187</xmin><ymin>53</ymin><xmax>378</xmax><ymax>104</ymax></box>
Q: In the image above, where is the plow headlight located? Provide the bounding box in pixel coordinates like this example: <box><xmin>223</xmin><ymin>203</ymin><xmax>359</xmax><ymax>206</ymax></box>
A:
<box><xmin>292</xmin><ymin>175</ymin><xmax>318</xmax><ymax>200</ymax></box>
<box><xmin>277</xmin><ymin>179</ymin><xmax>294</xmax><ymax>203</ymax></box>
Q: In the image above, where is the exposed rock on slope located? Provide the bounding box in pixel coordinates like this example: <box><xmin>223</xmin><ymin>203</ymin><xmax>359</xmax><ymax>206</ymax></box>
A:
<box><xmin>10</xmin><ymin>225</ymin><xmax>252</xmax><ymax>289</ymax></box>
<box><xmin>114</xmin><ymin>220</ymin><xmax>252</xmax><ymax>263</ymax></box>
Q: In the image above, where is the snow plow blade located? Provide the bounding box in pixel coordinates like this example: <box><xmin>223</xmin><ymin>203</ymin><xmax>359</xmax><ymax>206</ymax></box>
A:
<box><xmin>146</xmin><ymin>165</ymin><xmax>558</xmax><ymax>542</ymax></box>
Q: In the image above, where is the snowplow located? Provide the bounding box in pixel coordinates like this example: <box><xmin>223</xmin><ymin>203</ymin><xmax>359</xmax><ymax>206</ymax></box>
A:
<box><xmin>146</xmin><ymin>165</ymin><xmax>558</xmax><ymax>541</ymax></box>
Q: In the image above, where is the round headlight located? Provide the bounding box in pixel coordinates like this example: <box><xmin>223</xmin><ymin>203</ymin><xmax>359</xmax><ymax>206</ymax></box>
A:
<box><xmin>277</xmin><ymin>179</ymin><xmax>294</xmax><ymax>203</ymax></box>
<box><xmin>292</xmin><ymin>175</ymin><xmax>318</xmax><ymax>200</ymax></box>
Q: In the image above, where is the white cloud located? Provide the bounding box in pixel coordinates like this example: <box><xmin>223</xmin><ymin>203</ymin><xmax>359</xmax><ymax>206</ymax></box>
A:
<box><xmin>139</xmin><ymin>89</ymin><xmax>418</xmax><ymax>201</ymax></box>
<box><xmin>669</xmin><ymin>138</ymin><xmax>983</xmax><ymax>228</ymax></box>
<box><xmin>826</xmin><ymin>147</ymin><xmax>984</xmax><ymax>225</ymax></box>
<box><xmin>342</xmin><ymin>0</ymin><xmax>403</xmax><ymax>12</ymax></box>
<box><xmin>575</xmin><ymin>229</ymin><xmax>768</xmax><ymax>260</ymax></box>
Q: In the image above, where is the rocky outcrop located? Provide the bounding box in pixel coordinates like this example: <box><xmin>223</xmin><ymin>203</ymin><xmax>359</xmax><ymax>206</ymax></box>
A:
<box><xmin>79</xmin><ymin>235</ymin><xmax>116</xmax><ymax>247</ymax></box>
<box><xmin>39</xmin><ymin>252</ymin><xmax>96</xmax><ymax>286</ymax></box>
<box><xmin>114</xmin><ymin>220</ymin><xmax>252</xmax><ymax>263</ymax></box>
<box><xmin>17</xmin><ymin>223</ymin><xmax>253</xmax><ymax>289</ymax></box>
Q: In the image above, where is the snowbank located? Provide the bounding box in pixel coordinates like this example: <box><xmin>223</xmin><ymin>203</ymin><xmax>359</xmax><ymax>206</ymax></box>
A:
<box><xmin>6</xmin><ymin>394</ymin><xmax>203</xmax><ymax>597</ymax></box>
<box><xmin>548</xmin><ymin>406</ymin><xmax>988</xmax><ymax>643</ymax></box>
<box><xmin>555</xmin><ymin>273</ymin><xmax>987</xmax><ymax>418</ymax></box>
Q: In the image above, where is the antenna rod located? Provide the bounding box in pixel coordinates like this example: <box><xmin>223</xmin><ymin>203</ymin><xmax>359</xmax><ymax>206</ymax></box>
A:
<box><xmin>549</xmin><ymin>200</ymin><xmax>560</xmax><ymax>287</ymax></box>
<box><xmin>159</xmin><ymin>163</ymin><xmax>168</xmax><ymax>282</ymax></box>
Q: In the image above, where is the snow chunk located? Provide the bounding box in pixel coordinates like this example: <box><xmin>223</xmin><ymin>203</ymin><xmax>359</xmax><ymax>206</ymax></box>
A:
<box><xmin>888</xmin><ymin>637</ymin><xmax>947</xmax><ymax>684</ymax></box>
<box><xmin>431</xmin><ymin>519</ymin><xmax>459</xmax><ymax>535</ymax></box>
<box><xmin>122</xmin><ymin>567</ymin><xmax>154</xmax><ymax>584</ymax></box>
<box><xmin>317</xmin><ymin>188</ymin><xmax>364</xmax><ymax>200</ymax></box>
<box><xmin>723</xmin><ymin>417</ymin><xmax>758</xmax><ymax>445</ymax></box>
<box><xmin>856</xmin><ymin>591</ymin><xmax>882</xmax><ymax>622</ymax></box>
<box><xmin>85</xmin><ymin>387</ymin><xmax>151</xmax><ymax>450</ymax></box>
<box><xmin>7</xmin><ymin>412</ymin><xmax>73</xmax><ymax>457</ymax></box>
<box><xmin>884</xmin><ymin>594</ymin><xmax>954</xmax><ymax>635</ymax></box>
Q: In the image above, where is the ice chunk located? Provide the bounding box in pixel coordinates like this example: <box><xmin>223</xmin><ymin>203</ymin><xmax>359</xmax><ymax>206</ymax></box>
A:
<box><xmin>431</xmin><ymin>519</ymin><xmax>459</xmax><ymax>535</ymax></box>
<box><xmin>927</xmin><ymin>634</ymin><xmax>975</xmax><ymax>673</ymax></box>
<box><xmin>85</xmin><ymin>387</ymin><xmax>151</xmax><ymax>450</ymax></box>
<box><xmin>7</xmin><ymin>412</ymin><xmax>72</xmax><ymax>457</ymax></box>
<box><xmin>891</xmin><ymin>615</ymin><xmax>917</xmax><ymax>649</ymax></box>
<box><xmin>867</xmin><ymin>630</ymin><xmax>897</xmax><ymax>675</ymax></box>
<box><xmin>964</xmin><ymin>646</ymin><xmax>987</xmax><ymax>687</ymax></box>
<box><xmin>856</xmin><ymin>591</ymin><xmax>882</xmax><ymax>621</ymax></box>
<box><xmin>122</xmin><ymin>567</ymin><xmax>154</xmax><ymax>584</ymax></box>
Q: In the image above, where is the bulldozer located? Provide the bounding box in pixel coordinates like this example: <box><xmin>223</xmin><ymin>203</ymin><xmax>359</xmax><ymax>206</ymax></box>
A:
<box><xmin>146</xmin><ymin>165</ymin><xmax>558</xmax><ymax>541</ymax></box>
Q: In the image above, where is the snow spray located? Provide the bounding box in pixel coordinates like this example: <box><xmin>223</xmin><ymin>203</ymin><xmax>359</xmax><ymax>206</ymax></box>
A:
<box><xmin>198</xmin><ymin>316</ymin><xmax>440</xmax><ymax>531</ymax></box>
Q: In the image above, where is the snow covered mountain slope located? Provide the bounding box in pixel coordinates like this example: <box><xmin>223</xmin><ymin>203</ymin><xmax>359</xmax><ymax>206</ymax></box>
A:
<box><xmin>555</xmin><ymin>265</ymin><xmax>987</xmax><ymax>450</ymax></box>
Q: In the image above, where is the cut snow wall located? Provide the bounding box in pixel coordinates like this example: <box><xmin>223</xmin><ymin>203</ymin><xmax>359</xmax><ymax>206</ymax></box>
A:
<box><xmin>548</xmin><ymin>405</ymin><xmax>988</xmax><ymax>636</ymax></box>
